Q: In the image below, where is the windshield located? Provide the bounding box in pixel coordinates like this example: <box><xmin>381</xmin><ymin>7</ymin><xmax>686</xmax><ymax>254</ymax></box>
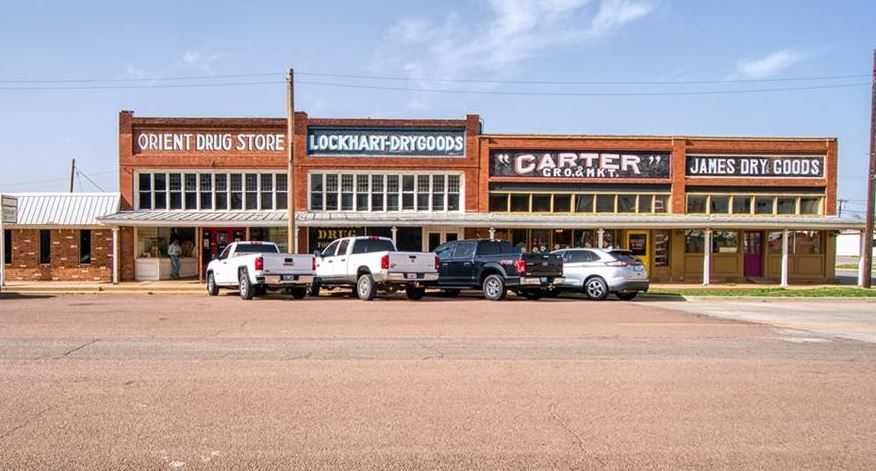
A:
<box><xmin>234</xmin><ymin>243</ymin><xmax>280</xmax><ymax>255</ymax></box>
<box><xmin>609</xmin><ymin>250</ymin><xmax>642</xmax><ymax>264</ymax></box>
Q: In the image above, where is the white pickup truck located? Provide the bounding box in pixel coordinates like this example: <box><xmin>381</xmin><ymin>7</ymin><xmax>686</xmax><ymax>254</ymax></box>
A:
<box><xmin>206</xmin><ymin>241</ymin><xmax>315</xmax><ymax>300</ymax></box>
<box><xmin>311</xmin><ymin>236</ymin><xmax>439</xmax><ymax>300</ymax></box>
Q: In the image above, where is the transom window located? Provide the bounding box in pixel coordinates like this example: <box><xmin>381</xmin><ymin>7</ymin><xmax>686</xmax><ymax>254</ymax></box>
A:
<box><xmin>489</xmin><ymin>192</ymin><xmax>669</xmax><ymax>214</ymax></box>
<box><xmin>309</xmin><ymin>172</ymin><xmax>462</xmax><ymax>212</ymax></box>
<box><xmin>686</xmin><ymin>194</ymin><xmax>823</xmax><ymax>216</ymax></box>
<box><xmin>137</xmin><ymin>171</ymin><xmax>288</xmax><ymax>211</ymax></box>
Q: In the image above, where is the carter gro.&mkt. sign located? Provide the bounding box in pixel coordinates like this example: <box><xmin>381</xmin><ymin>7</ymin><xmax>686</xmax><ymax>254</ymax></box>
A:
<box><xmin>490</xmin><ymin>151</ymin><xmax>671</xmax><ymax>179</ymax></box>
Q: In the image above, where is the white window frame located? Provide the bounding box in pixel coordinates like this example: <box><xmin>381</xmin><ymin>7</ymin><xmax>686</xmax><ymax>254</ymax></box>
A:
<box><xmin>133</xmin><ymin>170</ymin><xmax>286</xmax><ymax>211</ymax></box>
<box><xmin>307</xmin><ymin>170</ymin><xmax>465</xmax><ymax>213</ymax></box>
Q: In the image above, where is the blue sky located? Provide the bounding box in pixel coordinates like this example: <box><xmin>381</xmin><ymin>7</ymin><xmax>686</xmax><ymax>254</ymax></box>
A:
<box><xmin>0</xmin><ymin>1</ymin><xmax>874</xmax><ymax>217</ymax></box>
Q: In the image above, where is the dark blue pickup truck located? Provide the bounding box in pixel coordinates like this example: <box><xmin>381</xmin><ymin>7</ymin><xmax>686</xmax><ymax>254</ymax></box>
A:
<box><xmin>434</xmin><ymin>239</ymin><xmax>565</xmax><ymax>301</ymax></box>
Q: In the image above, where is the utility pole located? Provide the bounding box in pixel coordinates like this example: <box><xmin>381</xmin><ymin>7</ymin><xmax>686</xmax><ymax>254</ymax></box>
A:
<box><xmin>862</xmin><ymin>49</ymin><xmax>876</xmax><ymax>288</ymax></box>
<box><xmin>838</xmin><ymin>199</ymin><xmax>847</xmax><ymax>217</ymax></box>
<box><xmin>286</xmin><ymin>69</ymin><xmax>297</xmax><ymax>254</ymax></box>
<box><xmin>69</xmin><ymin>158</ymin><xmax>76</xmax><ymax>193</ymax></box>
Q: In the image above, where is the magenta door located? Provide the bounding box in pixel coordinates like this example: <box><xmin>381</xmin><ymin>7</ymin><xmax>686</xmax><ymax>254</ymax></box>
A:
<box><xmin>743</xmin><ymin>232</ymin><xmax>763</xmax><ymax>277</ymax></box>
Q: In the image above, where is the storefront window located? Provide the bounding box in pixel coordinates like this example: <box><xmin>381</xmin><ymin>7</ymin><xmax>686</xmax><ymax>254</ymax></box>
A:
<box><xmin>250</xmin><ymin>227</ymin><xmax>289</xmax><ymax>253</ymax></box>
<box><xmin>654</xmin><ymin>195</ymin><xmax>668</xmax><ymax>213</ymax></box>
<box><xmin>416</xmin><ymin>175</ymin><xmax>429</xmax><ymax>210</ymax></box>
<box><xmin>654</xmin><ymin>230</ymin><xmax>670</xmax><ymax>267</ymax></box>
<box><xmin>794</xmin><ymin>231</ymin><xmax>821</xmax><ymax>254</ymax></box>
<box><xmin>530</xmin><ymin>229</ymin><xmax>551</xmax><ymax>253</ymax></box>
<box><xmin>601</xmin><ymin>229</ymin><xmax>617</xmax><ymax>248</ymax></box>
<box><xmin>532</xmin><ymin>194</ymin><xmax>551</xmax><ymax>212</ymax></box>
<box><xmin>510</xmin><ymin>194</ymin><xmax>529</xmax><ymax>212</ymax></box>
<box><xmin>154</xmin><ymin>173</ymin><xmax>167</xmax><ymax>209</ymax></box>
<box><xmin>575</xmin><ymin>230</ymin><xmax>595</xmax><ymax>248</ymax></box>
<box><xmin>511</xmin><ymin>229</ymin><xmax>528</xmax><ymax>252</ymax></box>
<box><xmin>754</xmin><ymin>197</ymin><xmax>773</xmax><ymax>215</ymax></box>
<box><xmin>617</xmin><ymin>194</ymin><xmax>636</xmax><ymax>213</ymax></box>
<box><xmin>490</xmin><ymin>194</ymin><xmax>509</xmax><ymax>212</ymax></box>
<box><xmin>553</xmin><ymin>194</ymin><xmax>571</xmax><ymax>212</ymax></box>
<box><xmin>276</xmin><ymin>174</ymin><xmax>288</xmax><ymax>210</ymax></box>
<box><xmin>776</xmin><ymin>197</ymin><xmax>796</xmax><ymax>215</ymax></box>
<box><xmin>325</xmin><ymin>174</ymin><xmax>339</xmax><ymax>210</ymax></box>
<box><xmin>575</xmin><ymin>194</ymin><xmax>593</xmax><ymax>213</ymax></box>
<box><xmin>596</xmin><ymin>194</ymin><xmax>615</xmax><ymax>213</ymax></box>
<box><xmin>768</xmin><ymin>231</ymin><xmax>784</xmax><ymax>254</ymax></box>
<box><xmin>732</xmin><ymin>196</ymin><xmax>751</xmax><ymax>214</ymax></box>
<box><xmin>342</xmin><ymin>174</ymin><xmax>355</xmax><ymax>211</ymax></box>
<box><xmin>169</xmin><ymin>173</ymin><xmax>182</xmax><ymax>210</ymax></box>
<box><xmin>685</xmin><ymin>230</ymin><xmax>704</xmax><ymax>253</ymax></box>
<box><xmin>386</xmin><ymin>175</ymin><xmax>399</xmax><ymax>210</ymax></box>
<box><xmin>4</xmin><ymin>229</ymin><xmax>11</xmax><ymax>264</ymax></box>
<box><xmin>260</xmin><ymin>174</ymin><xmax>274</xmax><ymax>210</ymax></box>
<box><xmin>138</xmin><ymin>173</ymin><xmax>152</xmax><ymax>210</ymax></box>
<box><xmin>185</xmin><ymin>174</ymin><xmax>197</xmax><ymax>209</ymax></box>
<box><xmin>215</xmin><ymin>174</ymin><xmax>228</xmax><ymax>210</ymax></box>
<box><xmin>712</xmin><ymin>231</ymin><xmax>738</xmax><ymax>253</ymax></box>
<box><xmin>137</xmin><ymin>227</ymin><xmax>195</xmax><ymax>259</ymax></box>
<box><xmin>447</xmin><ymin>175</ymin><xmax>460</xmax><ymax>211</ymax></box>
<box><xmin>687</xmin><ymin>195</ymin><xmax>706</xmax><ymax>214</ymax></box>
<box><xmin>799</xmin><ymin>197</ymin><xmax>821</xmax><ymax>215</ymax></box>
<box><xmin>710</xmin><ymin>196</ymin><xmax>730</xmax><ymax>214</ymax></box>
<box><xmin>230</xmin><ymin>174</ymin><xmax>243</xmax><ymax>210</ymax></box>
<box><xmin>199</xmin><ymin>174</ymin><xmax>212</xmax><ymax>210</ymax></box>
<box><xmin>638</xmin><ymin>195</ymin><xmax>653</xmax><ymax>213</ymax></box>
<box><xmin>553</xmin><ymin>229</ymin><xmax>572</xmax><ymax>249</ymax></box>
<box><xmin>371</xmin><ymin>175</ymin><xmax>385</xmax><ymax>211</ymax></box>
<box><xmin>79</xmin><ymin>230</ymin><xmax>92</xmax><ymax>264</ymax></box>
<box><xmin>245</xmin><ymin>174</ymin><xmax>258</xmax><ymax>210</ymax></box>
<box><xmin>401</xmin><ymin>175</ymin><xmax>415</xmax><ymax>210</ymax></box>
<box><xmin>432</xmin><ymin>175</ymin><xmax>445</xmax><ymax>211</ymax></box>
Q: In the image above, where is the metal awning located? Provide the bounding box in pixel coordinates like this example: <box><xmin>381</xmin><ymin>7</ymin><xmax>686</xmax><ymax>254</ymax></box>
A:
<box><xmin>9</xmin><ymin>192</ymin><xmax>121</xmax><ymax>228</ymax></box>
<box><xmin>98</xmin><ymin>210</ymin><xmax>867</xmax><ymax>231</ymax></box>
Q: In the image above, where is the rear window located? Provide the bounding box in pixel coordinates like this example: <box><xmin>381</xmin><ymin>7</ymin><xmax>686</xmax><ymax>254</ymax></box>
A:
<box><xmin>234</xmin><ymin>243</ymin><xmax>280</xmax><ymax>254</ymax></box>
<box><xmin>498</xmin><ymin>240</ymin><xmax>516</xmax><ymax>254</ymax></box>
<box><xmin>352</xmin><ymin>238</ymin><xmax>396</xmax><ymax>254</ymax></box>
<box><xmin>609</xmin><ymin>250</ymin><xmax>642</xmax><ymax>264</ymax></box>
<box><xmin>478</xmin><ymin>240</ymin><xmax>500</xmax><ymax>256</ymax></box>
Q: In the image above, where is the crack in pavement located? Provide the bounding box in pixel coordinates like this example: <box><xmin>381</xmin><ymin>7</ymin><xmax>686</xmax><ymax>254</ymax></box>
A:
<box><xmin>283</xmin><ymin>352</ymin><xmax>312</xmax><ymax>361</ymax></box>
<box><xmin>548</xmin><ymin>402</ymin><xmax>606</xmax><ymax>468</ymax></box>
<box><xmin>56</xmin><ymin>338</ymin><xmax>100</xmax><ymax>359</ymax></box>
<box><xmin>0</xmin><ymin>406</ymin><xmax>54</xmax><ymax>440</ymax></box>
<box><xmin>420</xmin><ymin>342</ymin><xmax>445</xmax><ymax>361</ymax></box>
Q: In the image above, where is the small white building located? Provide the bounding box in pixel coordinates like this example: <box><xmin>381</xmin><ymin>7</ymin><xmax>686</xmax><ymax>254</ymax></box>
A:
<box><xmin>836</xmin><ymin>230</ymin><xmax>876</xmax><ymax>257</ymax></box>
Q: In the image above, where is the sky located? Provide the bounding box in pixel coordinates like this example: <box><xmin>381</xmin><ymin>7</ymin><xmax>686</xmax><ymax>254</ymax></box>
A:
<box><xmin>0</xmin><ymin>0</ymin><xmax>874</xmax><ymax>218</ymax></box>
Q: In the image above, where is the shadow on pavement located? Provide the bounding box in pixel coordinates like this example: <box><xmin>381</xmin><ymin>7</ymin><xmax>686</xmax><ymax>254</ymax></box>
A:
<box><xmin>0</xmin><ymin>293</ymin><xmax>56</xmax><ymax>300</ymax></box>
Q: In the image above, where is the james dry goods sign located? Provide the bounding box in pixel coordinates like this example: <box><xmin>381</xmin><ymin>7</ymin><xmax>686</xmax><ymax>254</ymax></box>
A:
<box><xmin>490</xmin><ymin>151</ymin><xmax>671</xmax><ymax>179</ymax></box>
<box><xmin>307</xmin><ymin>127</ymin><xmax>466</xmax><ymax>157</ymax></box>
<box><xmin>686</xmin><ymin>155</ymin><xmax>825</xmax><ymax>178</ymax></box>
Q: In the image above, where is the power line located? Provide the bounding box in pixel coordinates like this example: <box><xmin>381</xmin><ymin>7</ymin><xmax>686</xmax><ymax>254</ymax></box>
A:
<box><xmin>0</xmin><ymin>81</ymin><xmax>279</xmax><ymax>90</ymax></box>
<box><xmin>0</xmin><ymin>170</ymin><xmax>115</xmax><ymax>188</ymax></box>
<box><xmin>0</xmin><ymin>72</ymin><xmax>282</xmax><ymax>84</ymax></box>
<box><xmin>75</xmin><ymin>169</ymin><xmax>106</xmax><ymax>192</ymax></box>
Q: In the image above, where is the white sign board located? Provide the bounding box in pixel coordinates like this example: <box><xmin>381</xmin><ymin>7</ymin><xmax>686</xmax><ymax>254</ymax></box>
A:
<box><xmin>1</xmin><ymin>195</ymin><xmax>17</xmax><ymax>223</ymax></box>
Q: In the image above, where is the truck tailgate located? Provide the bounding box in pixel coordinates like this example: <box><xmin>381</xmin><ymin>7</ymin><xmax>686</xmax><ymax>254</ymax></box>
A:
<box><xmin>520</xmin><ymin>253</ymin><xmax>564</xmax><ymax>277</ymax></box>
<box><xmin>388</xmin><ymin>252</ymin><xmax>437</xmax><ymax>274</ymax></box>
<box><xmin>261</xmin><ymin>253</ymin><xmax>314</xmax><ymax>275</ymax></box>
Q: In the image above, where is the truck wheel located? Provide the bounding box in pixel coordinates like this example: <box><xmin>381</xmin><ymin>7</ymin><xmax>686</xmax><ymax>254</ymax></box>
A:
<box><xmin>522</xmin><ymin>290</ymin><xmax>543</xmax><ymax>300</ymax></box>
<box><xmin>443</xmin><ymin>289</ymin><xmax>461</xmax><ymax>297</ymax></box>
<box><xmin>255</xmin><ymin>286</ymin><xmax>268</xmax><ymax>296</ymax></box>
<box><xmin>289</xmin><ymin>287</ymin><xmax>307</xmax><ymax>300</ymax></box>
<box><xmin>405</xmin><ymin>285</ymin><xmax>425</xmax><ymax>300</ymax></box>
<box><xmin>308</xmin><ymin>278</ymin><xmax>321</xmax><ymax>297</ymax></box>
<box><xmin>584</xmin><ymin>276</ymin><xmax>609</xmax><ymax>301</ymax></box>
<box><xmin>206</xmin><ymin>273</ymin><xmax>219</xmax><ymax>296</ymax></box>
<box><xmin>482</xmin><ymin>274</ymin><xmax>506</xmax><ymax>301</ymax></box>
<box><xmin>357</xmin><ymin>273</ymin><xmax>377</xmax><ymax>301</ymax></box>
<box><xmin>239</xmin><ymin>269</ymin><xmax>255</xmax><ymax>300</ymax></box>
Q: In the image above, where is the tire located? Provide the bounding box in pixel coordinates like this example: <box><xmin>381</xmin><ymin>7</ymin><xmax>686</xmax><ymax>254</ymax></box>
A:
<box><xmin>239</xmin><ymin>269</ymin><xmax>255</xmax><ymax>300</ymax></box>
<box><xmin>255</xmin><ymin>285</ymin><xmax>268</xmax><ymax>296</ymax></box>
<box><xmin>289</xmin><ymin>287</ymin><xmax>307</xmax><ymax>300</ymax></box>
<box><xmin>308</xmin><ymin>278</ymin><xmax>321</xmax><ymax>297</ymax></box>
<box><xmin>405</xmin><ymin>285</ymin><xmax>425</xmax><ymax>300</ymax></box>
<box><xmin>616</xmin><ymin>292</ymin><xmax>638</xmax><ymax>301</ymax></box>
<box><xmin>482</xmin><ymin>274</ymin><xmax>507</xmax><ymax>301</ymax></box>
<box><xmin>522</xmin><ymin>290</ymin><xmax>543</xmax><ymax>300</ymax></box>
<box><xmin>356</xmin><ymin>273</ymin><xmax>377</xmax><ymax>301</ymax></box>
<box><xmin>443</xmin><ymin>289</ymin><xmax>461</xmax><ymax>297</ymax></box>
<box><xmin>583</xmin><ymin>276</ymin><xmax>609</xmax><ymax>301</ymax></box>
<box><xmin>206</xmin><ymin>273</ymin><xmax>219</xmax><ymax>296</ymax></box>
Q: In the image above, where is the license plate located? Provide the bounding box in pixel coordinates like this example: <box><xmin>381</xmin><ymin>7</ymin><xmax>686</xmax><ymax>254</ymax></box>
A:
<box><xmin>520</xmin><ymin>277</ymin><xmax>540</xmax><ymax>285</ymax></box>
<box><xmin>540</xmin><ymin>277</ymin><xmax>547</xmax><ymax>284</ymax></box>
<box><xmin>282</xmin><ymin>275</ymin><xmax>297</xmax><ymax>281</ymax></box>
<box><xmin>405</xmin><ymin>273</ymin><xmax>417</xmax><ymax>280</ymax></box>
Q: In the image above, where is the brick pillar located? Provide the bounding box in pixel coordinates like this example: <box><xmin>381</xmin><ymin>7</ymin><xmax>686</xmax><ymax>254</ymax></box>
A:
<box><xmin>670</xmin><ymin>137</ymin><xmax>687</xmax><ymax>214</ymax></box>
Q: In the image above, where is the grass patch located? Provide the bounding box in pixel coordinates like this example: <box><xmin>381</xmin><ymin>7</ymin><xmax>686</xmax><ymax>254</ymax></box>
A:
<box><xmin>836</xmin><ymin>263</ymin><xmax>860</xmax><ymax>269</ymax></box>
<box><xmin>648</xmin><ymin>287</ymin><xmax>876</xmax><ymax>297</ymax></box>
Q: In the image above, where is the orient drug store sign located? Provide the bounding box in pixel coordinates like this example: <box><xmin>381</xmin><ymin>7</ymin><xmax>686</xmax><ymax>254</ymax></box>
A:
<box><xmin>136</xmin><ymin>132</ymin><xmax>286</xmax><ymax>153</ymax></box>
<box><xmin>490</xmin><ymin>151</ymin><xmax>671</xmax><ymax>179</ymax></box>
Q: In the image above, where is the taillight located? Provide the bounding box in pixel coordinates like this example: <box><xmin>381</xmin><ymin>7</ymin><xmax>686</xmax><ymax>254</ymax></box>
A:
<box><xmin>254</xmin><ymin>256</ymin><xmax>264</xmax><ymax>271</ymax></box>
<box><xmin>380</xmin><ymin>254</ymin><xmax>390</xmax><ymax>270</ymax></box>
<box><xmin>514</xmin><ymin>259</ymin><xmax>527</xmax><ymax>274</ymax></box>
<box><xmin>434</xmin><ymin>256</ymin><xmax>440</xmax><ymax>270</ymax></box>
<box><xmin>605</xmin><ymin>260</ymin><xmax>630</xmax><ymax>267</ymax></box>
<box><xmin>312</xmin><ymin>256</ymin><xmax>316</xmax><ymax>271</ymax></box>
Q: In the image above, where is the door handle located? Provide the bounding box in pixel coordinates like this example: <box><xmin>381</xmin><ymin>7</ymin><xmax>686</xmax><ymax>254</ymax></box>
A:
<box><xmin>463</xmin><ymin>262</ymin><xmax>471</xmax><ymax>266</ymax></box>
<box><xmin>340</xmin><ymin>259</ymin><xmax>346</xmax><ymax>262</ymax></box>
<box><xmin>327</xmin><ymin>260</ymin><xmax>333</xmax><ymax>263</ymax></box>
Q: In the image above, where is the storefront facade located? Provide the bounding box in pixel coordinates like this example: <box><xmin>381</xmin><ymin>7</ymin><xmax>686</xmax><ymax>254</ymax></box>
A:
<box><xmin>93</xmin><ymin>110</ymin><xmax>862</xmax><ymax>284</ymax></box>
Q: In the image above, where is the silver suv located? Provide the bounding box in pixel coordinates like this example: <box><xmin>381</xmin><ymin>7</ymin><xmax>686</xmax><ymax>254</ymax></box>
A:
<box><xmin>550</xmin><ymin>248</ymin><xmax>649</xmax><ymax>300</ymax></box>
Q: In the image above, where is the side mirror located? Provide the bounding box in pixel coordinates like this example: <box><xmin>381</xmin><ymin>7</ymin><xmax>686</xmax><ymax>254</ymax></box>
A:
<box><xmin>313</xmin><ymin>249</ymin><xmax>322</xmax><ymax>258</ymax></box>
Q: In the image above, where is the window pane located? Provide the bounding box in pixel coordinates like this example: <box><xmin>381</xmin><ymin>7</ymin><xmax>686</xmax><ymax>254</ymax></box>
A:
<box><xmin>685</xmin><ymin>230</ymin><xmax>704</xmax><ymax>253</ymax></box>
<box><xmin>575</xmin><ymin>194</ymin><xmax>593</xmax><ymax>213</ymax></box>
<box><xmin>154</xmin><ymin>191</ymin><xmax>167</xmax><ymax>209</ymax></box>
<box><xmin>371</xmin><ymin>176</ymin><xmax>385</xmax><ymax>211</ymax></box>
<box><xmin>245</xmin><ymin>174</ymin><xmax>258</xmax><ymax>210</ymax></box>
<box><xmin>799</xmin><ymin>197</ymin><xmax>820</xmax><ymax>215</ymax></box>
<box><xmin>138</xmin><ymin>173</ymin><xmax>151</xmax><ymax>191</ymax></box>
<box><xmin>402</xmin><ymin>175</ymin><xmax>414</xmax><ymax>192</ymax></box>
<box><xmin>215</xmin><ymin>174</ymin><xmax>227</xmax><ymax>191</ymax></box>
<box><xmin>638</xmin><ymin>195</ymin><xmax>653</xmax><ymax>213</ymax></box>
<box><xmin>553</xmin><ymin>194</ymin><xmax>571</xmax><ymax>212</ymax></box>
<box><xmin>170</xmin><ymin>191</ymin><xmax>182</xmax><ymax>210</ymax></box>
<box><xmin>794</xmin><ymin>231</ymin><xmax>821</xmax><ymax>254</ymax></box>
<box><xmin>710</xmin><ymin>195</ymin><xmax>730</xmax><ymax>214</ymax></box>
<box><xmin>39</xmin><ymin>229</ymin><xmax>51</xmax><ymax>264</ymax></box>
<box><xmin>185</xmin><ymin>174</ymin><xmax>197</xmax><ymax>191</ymax></box>
<box><xmin>447</xmin><ymin>194</ymin><xmax>460</xmax><ymax>211</ymax></box>
<box><xmin>595</xmin><ymin>194</ymin><xmax>615</xmax><ymax>213</ymax></box>
<box><xmin>532</xmin><ymin>194</ymin><xmax>551</xmax><ymax>212</ymax></box>
<box><xmin>687</xmin><ymin>195</ymin><xmax>706</xmax><ymax>213</ymax></box>
<box><xmin>169</xmin><ymin>173</ymin><xmax>181</xmax><ymax>191</ymax></box>
<box><xmin>3</xmin><ymin>229</ymin><xmax>10</xmax><ymax>265</ymax></box>
<box><xmin>654</xmin><ymin>230</ymin><xmax>670</xmax><ymax>267</ymax></box>
<box><xmin>617</xmin><ymin>195</ymin><xmax>635</xmax><ymax>213</ymax></box>
<box><xmin>154</xmin><ymin>173</ymin><xmax>166</xmax><ymax>191</ymax></box>
<box><xmin>755</xmin><ymin>197</ymin><xmax>774</xmax><ymax>214</ymax></box>
<box><xmin>185</xmin><ymin>192</ymin><xmax>197</xmax><ymax>210</ymax></box>
<box><xmin>199</xmin><ymin>174</ymin><xmax>212</xmax><ymax>210</ymax></box>
<box><xmin>768</xmin><ymin>231</ymin><xmax>786</xmax><ymax>254</ymax></box>
<box><xmin>712</xmin><ymin>231</ymin><xmax>738</xmax><ymax>253</ymax></box>
<box><xmin>777</xmin><ymin>197</ymin><xmax>796</xmax><ymax>214</ymax></box>
<box><xmin>276</xmin><ymin>192</ymin><xmax>287</xmax><ymax>210</ymax></box>
<box><xmin>510</xmin><ymin>194</ymin><xmax>529</xmax><ymax>212</ymax></box>
<box><xmin>139</xmin><ymin>192</ymin><xmax>152</xmax><ymax>210</ymax></box>
<box><xmin>230</xmin><ymin>174</ymin><xmax>242</xmax><ymax>210</ymax></box>
<box><xmin>654</xmin><ymin>195</ymin><xmax>668</xmax><ymax>213</ymax></box>
<box><xmin>402</xmin><ymin>193</ymin><xmax>414</xmax><ymax>210</ymax></box>
<box><xmin>276</xmin><ymin>174</ymin><xmax>287</xmax><ymax>191</ymax></box>
<box><xmin>732</xmin><ymin>196</ymin><xmax>751</xmax><ymax>214</ymax></box>
<box><xmin>79</xmin><ymin>230</ymin><xmax>91</xmax><ymax>264</ymax></box>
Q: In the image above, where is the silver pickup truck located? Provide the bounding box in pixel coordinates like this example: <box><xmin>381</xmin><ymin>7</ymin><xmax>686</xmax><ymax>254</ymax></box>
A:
<box><xmin>206</xmin><ymin>241</ymin><xmax>315</xmax><ymax>300</ymax></box>
<box><xmin>311</xmin><ymin>236</ymin><xmax>439</xmax><ymax>300</ymax></box>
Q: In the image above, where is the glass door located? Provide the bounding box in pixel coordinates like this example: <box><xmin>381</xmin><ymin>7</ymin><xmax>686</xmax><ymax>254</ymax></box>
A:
<box><xmin>626</xmin><ymin>231</ymin><xmax>650</xmax><ymax>275</ymax></box>
<box><xmin>744</xmin><ymin>231</ymin><xmax>763</xmax><ymax>277</ymax></box>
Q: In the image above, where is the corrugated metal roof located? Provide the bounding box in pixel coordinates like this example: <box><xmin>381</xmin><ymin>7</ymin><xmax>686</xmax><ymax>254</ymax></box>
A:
<box><xmin>10</xmin><ymin>193</ymin><xmax>120</xmax><ymax>227</ymax></box>
<box><xmin>97</xmin><ymin>209</ymin><xmax>866</xmax><ymax>231</ymax></box>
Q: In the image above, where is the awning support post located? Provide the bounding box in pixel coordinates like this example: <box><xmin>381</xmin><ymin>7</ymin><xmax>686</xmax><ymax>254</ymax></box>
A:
<box><xmin>597</xmin><ymin>228</ymin><xmax>605</xmax><ymax>249</ymax></box>
<box><xmin>391</xmin><ymin>226</ymin><xmax>398</xmax><ymax>246</ymax></box>
<box><xmin>858</xmin><ymin>229</ymin><xmax>867</xmax><ymax>288</ymax></box>
<box><xmin>488</xmin><ymin>227</ymin><xmax>495</xmax><ymax>239</ymax></box>
<box><xmin>780</xmin><ymin>229</ymin><xmax>790</xmax><ymax>288</ymax></box>
<box><xmin>112</xmin><ymin>227</ymin><xmax>119</xmax><ymax>285</ymax></box>
<box><xmin>703</xmin><ymin>229</ymin><xmax>712</xmax><ymax>286</ymax></box>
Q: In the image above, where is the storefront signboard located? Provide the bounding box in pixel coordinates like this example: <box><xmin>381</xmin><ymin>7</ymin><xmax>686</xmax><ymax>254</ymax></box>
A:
<box><xmin>686</xmin><ymin>155</ymin><xmax>825</xmax><ymax>178</ymax></box>
<box><xmin>135</xmin><ymin>132</ymin><xmax>286</xmax><ymax>153</ymax></box>
<box><xmin>490</xmin><ymin>151</ymin><xmax>670</xmax><ymax>179</ymax></box>
<box><xmin>307</xmin><ymin>127</ymin><xmax>466</xmax><ymax>157</ymax></box>
<box><xmin>1</xmin><ymin>195</ymin><xmax>17</xmax><ymax>223</ymax></box>
<box><xmin>308</xmin><ymin>227</ymin><xmax>365</xmax><ymax>252</ymax></box>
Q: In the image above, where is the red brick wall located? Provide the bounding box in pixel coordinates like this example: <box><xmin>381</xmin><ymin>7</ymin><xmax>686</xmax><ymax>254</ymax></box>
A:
<box><xmin>5</xmin><ymin>229</ymin><xmax>113</xmax><ymax>282</ymax></box>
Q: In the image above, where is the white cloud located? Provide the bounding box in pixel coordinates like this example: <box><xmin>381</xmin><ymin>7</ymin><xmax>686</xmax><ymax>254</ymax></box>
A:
<box><xmin>371</xmin><ymin>0</ymin><xmax>658</xmax><ymax>108</ymax></box>
<box><xmin>178</xmin><ymin>49</ymin><xmax>222</xmax><ymax>75</ymax></box>
<box><xmin>737</xmin><ymin>50</ymin><xmax>805</xmax><ymax>78</ymax></box>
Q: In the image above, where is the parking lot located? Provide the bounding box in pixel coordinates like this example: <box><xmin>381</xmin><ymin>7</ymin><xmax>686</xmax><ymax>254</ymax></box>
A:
<box><xmin>1</xmin><ymin>293</ymin><xmax>875</xmax><ymax>470</ymax></box>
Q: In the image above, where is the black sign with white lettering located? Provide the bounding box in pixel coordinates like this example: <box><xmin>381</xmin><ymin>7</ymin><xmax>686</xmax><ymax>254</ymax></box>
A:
<box><xmin>686</xmin><ymin>155</ymin><xmax>825</xmax><ymax>178</ymax></box>
<box><xmin>490</xmin><ymin>151</ymin><xmax>671</xmax><ymax>179</ymax></box>
<box><xmin>307</xmin><ymin>127</ymin><xmax>466</xmax><ymax>157</ymax></box>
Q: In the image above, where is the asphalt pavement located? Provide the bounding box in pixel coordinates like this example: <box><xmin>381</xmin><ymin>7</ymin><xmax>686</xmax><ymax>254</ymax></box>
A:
<box><xmin>1</xmin><ymin>292</ymin><xmax>874</xmax><ymax>470</ymax></box>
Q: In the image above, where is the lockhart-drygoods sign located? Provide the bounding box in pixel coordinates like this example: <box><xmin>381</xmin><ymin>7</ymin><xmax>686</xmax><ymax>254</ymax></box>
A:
<box><xmin>307</xmin><ymin>127</ymin><xmax>466</xmax><ymax>157</ymax></box>
<box><xmin>490</xmin><ymin>151</ymin><xmax>671</xmax><ymax>179</ymax></box>
<box><xmin>686</xmin><ymin>155</ymin><xmax>825</xmax><ymax>178</ymax></box>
